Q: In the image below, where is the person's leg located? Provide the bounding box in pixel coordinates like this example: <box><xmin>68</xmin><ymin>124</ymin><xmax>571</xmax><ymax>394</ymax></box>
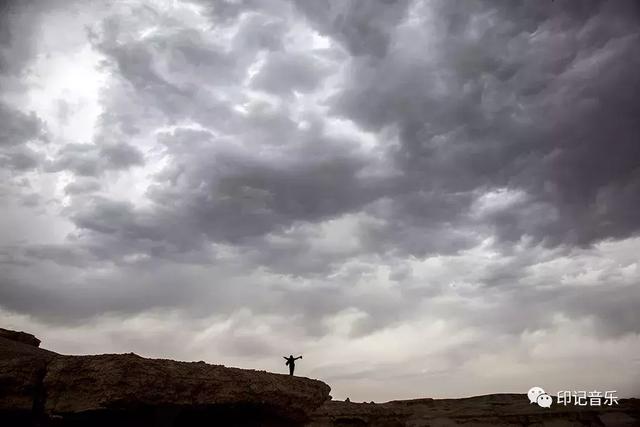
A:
<box><xmin>289</xmin><ymin>364</ymin><xmax>294</xmax><ymax>375</ymax></box>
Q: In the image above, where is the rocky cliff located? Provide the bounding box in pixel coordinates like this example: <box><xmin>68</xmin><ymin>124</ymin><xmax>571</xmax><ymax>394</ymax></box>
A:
<box><xmin>1</xmin><ymin>329</ymin><xmax>639</xmax><ymax>426</ymax></box>
<box><xmin>0</xmin><ymin>328</ymin><xmax>41</xmax><ymax>348</ymax></box>
<box><xmin>0</xmin><ymin>329</ymin><xmax>330</xmax><ymax>426</ymax></box>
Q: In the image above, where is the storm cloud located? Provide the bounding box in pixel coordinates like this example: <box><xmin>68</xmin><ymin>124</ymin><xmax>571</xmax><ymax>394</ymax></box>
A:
<box><xmin>1</xmin><ymin>0</ymin><xmax>639</xmax><ymax>400</ymax></box>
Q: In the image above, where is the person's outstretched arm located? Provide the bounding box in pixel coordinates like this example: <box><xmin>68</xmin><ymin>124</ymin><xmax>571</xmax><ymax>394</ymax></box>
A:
<box><xmin>296</xmin><ymin>355</ymin><xmax>303</xmax><ymax>360</ymax></box>
<box><xmin>283</xmin><ymin>356</ymin><xmax>288</xmax><ymax>360</ymax></box>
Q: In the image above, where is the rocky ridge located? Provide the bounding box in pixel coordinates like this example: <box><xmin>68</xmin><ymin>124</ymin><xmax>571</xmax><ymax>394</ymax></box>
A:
<box><xmin>0</xmin><ymin>330</ymin><xmax>329</xmax><ymax>426</ymax></box>
<box><xmin>310</xmin><ymin>395</ymin><xmax>640</xmax><ymax>426</ymax></box>
<box><xmin>1</xmin><ymin>329</ymin><xmax>639</xmax><ymax>426</ymax></box>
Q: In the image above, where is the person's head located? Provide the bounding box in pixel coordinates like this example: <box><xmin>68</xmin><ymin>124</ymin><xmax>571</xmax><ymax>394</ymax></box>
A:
<box><xmin>289</xmin><ymin>355</ymin><xmax>293</xmax><ymax>358</ymax></box>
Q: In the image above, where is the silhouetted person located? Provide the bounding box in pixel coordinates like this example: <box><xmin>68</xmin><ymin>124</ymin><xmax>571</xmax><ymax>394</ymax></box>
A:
<box><xmin>284</xmin><ymin>354</ymin><xmax>302</xmax><ymax>375</ymax></box>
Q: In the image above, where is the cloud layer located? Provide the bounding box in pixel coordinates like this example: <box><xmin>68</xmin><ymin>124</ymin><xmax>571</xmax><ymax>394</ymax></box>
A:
<box><xmin>1</xmin><ymin>0</ymin><xmax>639</xmax><ymax>400</ymax></box>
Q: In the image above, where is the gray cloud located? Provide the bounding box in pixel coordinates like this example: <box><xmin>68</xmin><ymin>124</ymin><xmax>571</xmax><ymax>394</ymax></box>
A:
<box><xmin>0</xmin><ymin>0</ymin><xmax>41</xmax><ymax>76</ymax></box>
<box><xmin>327</xmin><ymin>0</ymin><xmax>640</xmax><ymax>249</ymax></box>
<box><xmin>64</xmin><ymin>178</ymin><xmax>101</xmax><ymax>195</ymax></box>
<box><xmin>293</xmin><ymin>0</ymin><xmax>411</xmax><ymax>57</ymax></box>
<box><xmin>0</xmin><ymin>145</ymin><xmax>43</xmax><ymax>170</ymax></box>
<box><xmin>1</xmin><ymin>0</ymin><xmax>640</xmax><ymax>401</ymax></box>
<box><xmin>0</xmin><ymin>102</ymin><xmax>45</xmax><ymax>145</ymax></box>
<box><xmin>232</xmin><ymin>12</ymin><xmax>287</xmax><ymax>52</ymax></box>
<box><xmin>45</xmin><ymin>142</ymin><xmax>144</xmax><ymax>176</ymax></box>
<box><xmin>252</xmin><ymin>51</ymin><xmax>329</xmax><ymax>94</ymax></box>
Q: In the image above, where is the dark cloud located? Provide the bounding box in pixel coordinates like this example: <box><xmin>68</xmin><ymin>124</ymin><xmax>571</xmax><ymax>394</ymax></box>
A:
<box><xmin>326</xmin><ymin>0</ymin><xmax>640</xmax><ymax>249</ymax></box>
<box><xmin>100</xmin><ymin>142</ymin><xmax>145</xmax><ymax>168</ymax></box>
<box><xmin>45</xmin><ymin>142</ymin><xmax>144</xmax><ymax>176</ymax></box>
<box><xmin>252</xmin><ymin>51</ymin><xmax>329</xmax><ymax>94</ymax></box>
<box><xmin>57</xmin><ymin>124</ymin><xmax>387</xmax><ymax>269</ymax></box>
<box><xmin>232</xmin><ymin>12</ymin><xmax>286</xmax><ymax>52</ymax></box>
<box><xmin>293</xmin><ymin>0</ymin><xmax>411</xmax><ymax>57</ymax></box>
<box><xmin>64</xmin><ymin>178</ymin><xmax>101</xmax><ymax>195</ymax></box>
<box><xmin>1</xmin><ymin>0</ymin><xmax>640</xmax><ymax>400</ymax></box>
<box><xmin>0</xmin><ymin>0</ymin><xmax>40</xmax><ymax>76</ymax></box>
<box><xmin>0</xmin><ymin>262</ymin><xmax>219</xmax><ymax>324</ymax></box>
<box><xmin>0</xmin><ymin>102</ymin><xmax>46</xmax><ymax>147</ymax></box>
<box><xmin>0</xmin><ymin>145</ymin><xmax>43</xmax><ymax>171</ymax></box>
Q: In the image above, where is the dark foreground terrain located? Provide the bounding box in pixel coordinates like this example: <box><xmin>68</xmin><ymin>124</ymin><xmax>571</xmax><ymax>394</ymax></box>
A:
<box><xmin>1</xmin><ymin>328</ymin><xmax>638</xmax><ymax>426</ymax></box>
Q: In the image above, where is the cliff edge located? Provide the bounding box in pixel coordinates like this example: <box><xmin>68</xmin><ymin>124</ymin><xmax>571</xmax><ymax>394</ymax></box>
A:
<box><xmin>0</xmin><ymin>329</ymin><xmax>330</xmax><ymax>426</ymax></box>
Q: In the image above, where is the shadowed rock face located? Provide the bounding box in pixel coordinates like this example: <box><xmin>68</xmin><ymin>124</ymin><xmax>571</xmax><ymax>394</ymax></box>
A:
<box><xmin>0</xmin><ymin>328</ymin><xmax>41</xmax><ymax>348</ymax></box>
<box><xmin>43</xmin><ymin>353</ymin><xmax>330</xmax><ymax>425</ymax></box>
<box><xmin>0</xmin><ymin>332</ymin><xmax>55</xmax><ymax>419</ymax></box>
<box><xmin>0</xmin><ymin>330</ymin><xmax>330</xmax><ymax>426</ymax></box>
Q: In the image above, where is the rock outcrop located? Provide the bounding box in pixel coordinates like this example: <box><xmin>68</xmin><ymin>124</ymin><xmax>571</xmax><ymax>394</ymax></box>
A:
<box><xmin>0</xmin><ymin>330</ymin><xmax>330</xmax><ymax>426</ymax></box>
<box><xmin>0</xmin><ymin>328</ymin><xmax>41</xmax><ymax>348</ymax></box>
<box><xmin>309</xmin><ymin>394</ymin><xmax>640</xmax><ymax>426</ymax></box>
<box><xmin>2</xmin><ymin>329</ymin><xmax>639</xmax><ymax>426</ymax></box>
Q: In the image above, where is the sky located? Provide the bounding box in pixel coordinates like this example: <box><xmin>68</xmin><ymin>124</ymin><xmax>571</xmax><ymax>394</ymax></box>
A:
<box><xmin>1</xmin><ymin>0</ymin><xmax>640</xmax><ymax>402</ymax></box>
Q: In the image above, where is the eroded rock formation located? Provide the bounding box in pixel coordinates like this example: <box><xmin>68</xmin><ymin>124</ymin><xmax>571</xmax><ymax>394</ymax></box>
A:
<box><xmin>0</xmin><ymin>330</ymin><xmax>330</xmax><ymax>426</ymax></box>
<box><xmin>0</xmin><ymin>328</ymin><xmax>41</xmax><ymax>348</ymax></box>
